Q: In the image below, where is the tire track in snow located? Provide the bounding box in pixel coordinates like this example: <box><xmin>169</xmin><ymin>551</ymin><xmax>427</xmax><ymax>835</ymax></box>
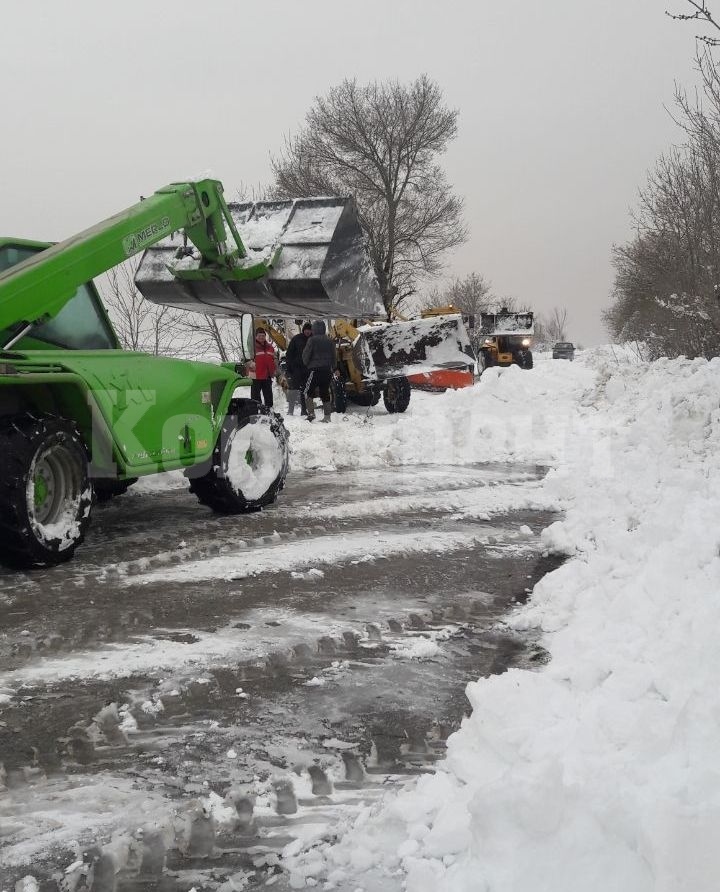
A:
<box><xmin>91</xmin><ymin>476</ymin><xmax>546</xmax><ymax>583</ymax></box>
<box><xmin>0</xmin><ymin>603</ymin><xmax>545</xmax><ymax>874</ymax></box>
<box><xmin>122</xmin><ymin>526</ymin><xmax>519</xmax><ymax>585</ymax></box>
<box><xmin>288</xmin><ymin>481</ymin><xmax>549</xmax><ymax>521</ymax></box>
<box><xmin>0</xmin><ymin>468</ymin><xmax>544</xmax><ymax>601</ymax></box>
<box><xmin>0</xmin><ymin>522</ymin><xmax>536</xmax><ymax>693</ymax></box>
<box><xmin>0</xmin><ymin>608</ymin><xmax>354</xmax><ymax>693</ymax></box>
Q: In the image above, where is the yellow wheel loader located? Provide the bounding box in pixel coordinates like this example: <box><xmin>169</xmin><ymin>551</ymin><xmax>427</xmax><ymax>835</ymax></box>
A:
<box><xmin>331</xmin><ymin>313</ymin><xmax>476</xmax><ymax>412</ymax></box>
<box><xmin>252</xmin><ymin>314</ymin><xmax>475</xmax><ymax>415</ymax></box>
<box><xmin>475</xmin><ymin>309</ymin><xmax>534</xmax><ymax>371</ymax></box>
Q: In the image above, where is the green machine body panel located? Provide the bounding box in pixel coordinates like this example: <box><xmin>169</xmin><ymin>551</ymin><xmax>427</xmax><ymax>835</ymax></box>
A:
<box><xmin>0</xmin><ymin>349</ymin><xmax>239</xmax><ymax>478</ymax></box>
<box><xmin>0</xmin><ymin>214</ymin><xmax>250</xmax><ymax>481</ymax></box>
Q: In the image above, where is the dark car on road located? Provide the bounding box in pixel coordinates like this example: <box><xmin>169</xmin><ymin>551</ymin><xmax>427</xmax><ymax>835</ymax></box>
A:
<box><xmin>552</xmin><ymin>341</ymin><xmax>575</xmax><ymax>360</ymax></box>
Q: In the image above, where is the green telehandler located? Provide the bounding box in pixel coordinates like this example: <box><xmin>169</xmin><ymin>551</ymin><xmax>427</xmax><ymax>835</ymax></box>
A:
<box><xmin>0</xmin><ymin>179</ymin><xmax>380</xmax><ymax>568</ymax></box>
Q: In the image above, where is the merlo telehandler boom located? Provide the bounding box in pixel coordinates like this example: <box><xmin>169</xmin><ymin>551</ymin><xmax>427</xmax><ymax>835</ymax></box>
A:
<box><xmin>0</xmin><ymin>178</ymin><xmax>380</xmax><ymax>568</ymax></box>
<box><xmin>1</xmin><ymin>180</ymin><xmax>265</xmax><ymax>339</ymax></box>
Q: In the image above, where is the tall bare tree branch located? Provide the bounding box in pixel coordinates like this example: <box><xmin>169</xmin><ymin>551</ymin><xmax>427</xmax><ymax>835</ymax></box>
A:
<box><xmin>102</xmin><ymin>259</ymin><xmax>191</xmax><ymax>355</ymax></box>
<box><xmin>271</xmin><ymin>75</ymin><xmax>467</xmax><ymax>317</ymax></box>
<box><xmin>101</xmin><ymin>258</ymin><xmax>249</xmax><ymax>361</ymax></box>
<box><xmin>667</xmin><ymin>0</ymin><xmax>720</xmax><ymax>44</ymax></box>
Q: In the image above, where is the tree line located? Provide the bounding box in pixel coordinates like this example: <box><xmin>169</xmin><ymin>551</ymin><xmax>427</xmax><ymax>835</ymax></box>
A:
<box><xmin>605</xmin><ymin>2</ymin><xmax>720</xmax><ymax>359</ymax></box>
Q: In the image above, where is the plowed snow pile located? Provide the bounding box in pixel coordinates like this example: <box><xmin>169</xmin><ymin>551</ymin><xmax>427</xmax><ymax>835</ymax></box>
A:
<box><xmin>282</xmin><ymin>350</ymin><xmax>720</xmax><ymax>892</ymax></box>
<box><xmin>285</xmin><ymin>356</ymin><xmax>596</xmax><ymax>471</ymax></box>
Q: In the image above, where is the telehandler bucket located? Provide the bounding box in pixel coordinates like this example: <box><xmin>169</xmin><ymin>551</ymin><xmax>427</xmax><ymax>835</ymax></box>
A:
<box><xmin>358</xmin><ymin>314</ymin><xmax>476</xmax><ymax>380</ymax></box>
<box><xmin>135</xmin><ymin>197</ymin><xmax>384</xmax><ymax>320</ymax></box>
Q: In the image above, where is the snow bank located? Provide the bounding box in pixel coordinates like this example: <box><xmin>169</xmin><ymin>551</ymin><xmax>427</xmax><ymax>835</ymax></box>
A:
<box><xmin>130</xmin><ymin>357</ymin><xmax>597</xmax><ymax>482</ymax></box>
<box><xmin>285</xmin><ymin>355</ymin><xmax>597</xmax><ymax>473</ymax></box>
<box><xmin>283</xmin><ymin>353</ymin><xmax>720</xmax><ymax>891</ymax></box>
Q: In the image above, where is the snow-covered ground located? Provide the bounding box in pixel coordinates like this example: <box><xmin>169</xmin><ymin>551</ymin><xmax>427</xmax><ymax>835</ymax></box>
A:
<box><xmin>6</xmin><ymin>347</ymin><xmax>720</xmax><ymax>890</ymax></box>
<box><xmin>271</xmin><ymin>348</ymin><xmax>720</xmax><ymax>891</ymax></box>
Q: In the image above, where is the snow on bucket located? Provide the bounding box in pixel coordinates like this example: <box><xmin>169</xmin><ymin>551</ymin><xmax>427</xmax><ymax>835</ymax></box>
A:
<box><xmin>358</xmin><ymin>315</ymin><xmax>477</xmax><ymax>380</ymax></box>
<box><xmin>134</xmin><ymin>197</ymin><xmax>384</xmax><ymax>320</ymax></box>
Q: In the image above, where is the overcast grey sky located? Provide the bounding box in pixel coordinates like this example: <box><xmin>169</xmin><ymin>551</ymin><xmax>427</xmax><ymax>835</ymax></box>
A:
<box><xmin>0</xmin><ymin>0</ymin><xmax>703</xmax><ymax>344</ymax></box>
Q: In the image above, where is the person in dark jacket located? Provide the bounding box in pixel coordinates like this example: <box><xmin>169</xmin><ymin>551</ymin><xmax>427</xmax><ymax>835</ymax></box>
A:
<box><xmin>302</xmin><ymin>320</ymin><xmax>337</xmax><ymax>423</ymax></box>
<box><xmin>249</xmin><ymin>328</ymin><xmax>276</xmax><ymax>407</ymax></box>
<box><xmin>284</xmin><ymin>322</ymin><xmax>312</xmax><ymax>415</ymax></box>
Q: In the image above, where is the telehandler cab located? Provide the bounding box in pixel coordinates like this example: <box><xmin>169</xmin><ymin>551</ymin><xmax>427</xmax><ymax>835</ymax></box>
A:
<box><xmin>0</xmin><ymin>179</ymin><xmax>379</xmax><ymax>567</ymax></box>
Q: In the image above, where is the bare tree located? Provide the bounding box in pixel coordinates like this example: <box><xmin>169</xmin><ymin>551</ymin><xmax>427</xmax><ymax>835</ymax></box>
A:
<box><xmin>102</xmin><ymin>258</ymin><xmax>191</xmax><ymax>355</ymax></box>
<box><xmin>102</xmin><ymin>257</ymin><xmax>251</xmax><ymax>360</ymax></box>
<box><xmin>531</xmin><ymin>315</ymin><xmax>549</xmax><ymax>346</ymax></box>
<box><xmin>605</xmin><ymin>137</ymin><xmax>720</xmax><ymax>358</ymax></box>
<box><xmin>272</xmin><ymin>75</ymin><xmax>467</xmax><ymax>316</ymax></box>
<box><xmin>174</xmin><ymin>315</ymin><xmax>250</xmax><ymax>363</ymax></box>
<box><xmin>492</xmin><ymin>295</ymin><xmax>533</xmax><ymax>313</ymax></box>
<box><xmin>236</xmin><ymin>180</ymin><xmax>273</xmax><ymax>203</ymax></box>
<box><xmin>604</xmin><ymin>7</ymin><xmax>720</xmax><ymax>359</ymax></box>
<box><xmin>422</xmin><ymin>272</ymin><xmax>494</xmax><ymax>317</ymax></box>
<box><xmin>543</xmin><ymin>306</ymin><xmax>570</xmax><ymax>343</ymax></box>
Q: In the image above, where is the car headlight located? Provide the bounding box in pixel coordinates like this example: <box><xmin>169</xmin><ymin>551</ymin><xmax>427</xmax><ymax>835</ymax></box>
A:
<box><xmin>522</xmin><ymin>338</ymin><xmax>530</xmax><ymax>347</ymax></box>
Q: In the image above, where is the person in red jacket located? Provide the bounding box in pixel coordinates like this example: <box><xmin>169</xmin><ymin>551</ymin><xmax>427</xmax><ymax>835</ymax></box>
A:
<box><xmin>248</xmin><ymin>328</ymin><xmax>277</xmax><ymax>407</ymax></box>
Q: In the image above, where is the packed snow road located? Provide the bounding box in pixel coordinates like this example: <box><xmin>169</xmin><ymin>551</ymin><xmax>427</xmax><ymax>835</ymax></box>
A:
<box><xmin>15</xmin><ymin>350</ymin><xmax>717</xmax><ymax>892</ymax></box>
<box><xmin>0</xmin><ymin>448</ymin><xmax>558</xmax><ymax>889</ymax></box>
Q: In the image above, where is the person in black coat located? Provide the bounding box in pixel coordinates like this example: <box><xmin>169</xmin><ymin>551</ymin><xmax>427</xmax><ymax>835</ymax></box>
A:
<box><xmin>302</xmin><ymin>320</ymin><xmax>338</xmax><ymax>423</ymax></box>
<box><xmin>284</xmin><ymin>322</ymin><xmax>313</xmax><ymax>415</ymax></box>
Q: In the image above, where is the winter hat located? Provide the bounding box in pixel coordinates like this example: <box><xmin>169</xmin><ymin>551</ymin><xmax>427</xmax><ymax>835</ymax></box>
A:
<box><xmin>311</xmin><ymin>320</ymin><xmax>326</xmax><ymax>335</ymax></box>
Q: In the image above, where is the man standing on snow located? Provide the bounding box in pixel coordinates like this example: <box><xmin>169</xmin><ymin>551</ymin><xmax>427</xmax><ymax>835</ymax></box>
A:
<box><xmin>249</xmin><ymin>328</ymin><xmax>277</xmax><ymax>407</ymax></box>
<box><xmin>284</xmin><ymin>322</ymin><xmax>312</xmax><ymax>415</ymax></box>
<box><xmin>302</xmin><ymin>320</ymin><xmax>337</xmax><ymax>423</ymax></box>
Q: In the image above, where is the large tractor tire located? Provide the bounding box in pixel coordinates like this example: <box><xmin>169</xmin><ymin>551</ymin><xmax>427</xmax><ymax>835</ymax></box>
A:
<box><xmin>383</xmin><ymin>377</ymin><xmax>411</xmax><ymax>414</ymax></box>
<box><xmin>348</xmin><ymin>387</ymin><xmax>381</xmax><ymax>407</ymax></box>
<box><xmin>0</xmin><ymin>413</ymin><xmax>93</xmax><ymax>568</ymax></box>
<box><xmin>332</xmin><ymin>379</ymin><xmax>347</xmax><ymax>414</ymax></box>
<box><xmin>515</xmin><ymin>350</ymin><xmax>534</xmax><ymax>370</ymax></box>
<box><xmin>187</xmin><ymin>399</ymin><xmax>289</xmax><ymax>514</ymax></box>
<box><xmin>94</xmin><ymin>478</ymin><xmax>138</xmax><ymax>503</ymax></box>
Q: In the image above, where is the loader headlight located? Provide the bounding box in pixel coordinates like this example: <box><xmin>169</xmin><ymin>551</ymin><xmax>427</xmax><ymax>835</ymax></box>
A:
<box><xmin>522</xmin><ymin>338</ymin><xmax>531</xmax><ymax>347</ymax></box>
